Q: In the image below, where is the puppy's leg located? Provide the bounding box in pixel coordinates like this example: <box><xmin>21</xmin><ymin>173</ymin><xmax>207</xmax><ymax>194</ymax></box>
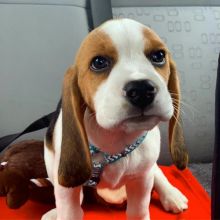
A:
<box><xmin>154</xmin><ymin>164</ymin><xmax>188</xmax><ymax>213</ymax></box>
<box><xmin>126</xmin><ymin>173</ymin><xmax>154</xmax><ymax>220</ymax></box>
<box><xmin>53</xmin><ymin>144</ymin><xmax>83</xmax><ymax>220</ymax></box>
<box><xmin>41</xmin><ymin>208</ymin><xmax>57</xmax><ymax>220</ymax></box>
<box><xmin>42</xmin><ymin>145</ymin><xmax>83</xmax><ymax>220</ymax></box>
<box><xmin>55</xmin><ymin>183</ymin><xmax>83</xmax><ymax>220</ymax></box>
<box><xmin>41</xmin><ymin>184</ymin><xmax>83</xmax><ymax>220</ymax></box>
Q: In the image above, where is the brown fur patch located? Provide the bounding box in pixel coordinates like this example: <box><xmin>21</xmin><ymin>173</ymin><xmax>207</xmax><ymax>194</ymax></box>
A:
<box><xmin>143</xmin><ymin>28</ymin><xmax>170</xmax><ymax>83</ymax></box>
<box><xmin>58</xmin><ymin>67</ymin><xmax>92</xmax><ymax>187</ymax></box>
<box><xmin>168</xmin><ymin>60</ymin><xmax>188</xmax><ymax>169</ymax></box>
<box><xmin>75</xmin><ymin>30</ymin><xmax>118</xmax><ymax>110</ymax></box>
<box><xmin>0</xmin><ymin>140</ymin><xmax>47</xmax><ymax>179</ymax></box>
<box><xmin>45</xmin><ymin>100</ymin><xmax>61</xmax><ymax>151</ymax></box>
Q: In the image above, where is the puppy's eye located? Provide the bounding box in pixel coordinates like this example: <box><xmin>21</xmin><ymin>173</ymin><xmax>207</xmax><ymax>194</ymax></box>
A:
<box><xmin>149</xmin><ymin>50</ymin><xmax>166</xmax><ymax>66</ymax></box>
<box><xmin>90</xmin><ymin>56</ymin><xmax>111</xmax><ymax>72</ymax></box>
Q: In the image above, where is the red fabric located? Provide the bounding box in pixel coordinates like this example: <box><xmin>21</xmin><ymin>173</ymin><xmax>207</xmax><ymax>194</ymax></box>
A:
<box><xmin>0</xmin><ymin>165</ymin><xmax>210</xmax><ymax>220</ymax></box>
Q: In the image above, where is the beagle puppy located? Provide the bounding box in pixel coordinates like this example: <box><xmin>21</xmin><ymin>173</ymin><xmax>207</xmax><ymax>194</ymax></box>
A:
<box><xmin>42</xmin><ymin>18</ymin><xmax>188</xmax><ymax>220</ymax></box>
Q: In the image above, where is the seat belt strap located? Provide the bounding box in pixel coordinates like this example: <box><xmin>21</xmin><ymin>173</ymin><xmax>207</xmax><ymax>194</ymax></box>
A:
<box><xmin>0</xmin><ymin>112</ymin><xmax>55</xmax><ymax>152</ymax></box>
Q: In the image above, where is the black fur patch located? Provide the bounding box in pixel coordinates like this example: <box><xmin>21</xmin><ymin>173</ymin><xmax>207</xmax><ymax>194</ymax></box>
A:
<box><xmin>46</xmin><ymin>100</ymin><xmax>61</xmax><ymax>148</ymax></box>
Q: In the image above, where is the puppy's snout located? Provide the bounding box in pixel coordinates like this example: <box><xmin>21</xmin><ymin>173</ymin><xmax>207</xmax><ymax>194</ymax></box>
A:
<box><xmin>123</xmin><ymin>80</ymin><xmax>157</xmax><ymax>109</ymax></box>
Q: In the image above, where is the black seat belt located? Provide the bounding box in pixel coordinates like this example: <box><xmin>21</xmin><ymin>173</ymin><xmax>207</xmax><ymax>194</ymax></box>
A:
<box><xmin>89</xmin><ymin>0</ymin><xmax>113</xmax><ymax>28</ymax></box>
<box><xmin>0</xmin><ymin>112</ymin><xmax>55</xmax><ymax>152</ymax></box>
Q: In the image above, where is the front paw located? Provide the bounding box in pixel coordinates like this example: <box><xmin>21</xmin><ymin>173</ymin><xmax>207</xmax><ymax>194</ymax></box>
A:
<box><xmin>41</xmin><ymin>208</ymin><xmax>57</xmax><ymax>220</ymax></box>
<box><xmin>42</xmin><ymin>207</ymin><xmax>84</xmax><ymax>220</ymax></box>
<box><xmin>160</xmin><ymin>186</ymin><xmax>188</xmax><ymax>213</ymax></box>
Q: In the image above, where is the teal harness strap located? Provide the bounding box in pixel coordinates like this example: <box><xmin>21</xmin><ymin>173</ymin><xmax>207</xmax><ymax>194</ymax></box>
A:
<box><xmin>84</xmin><ymin>132</ymin><xmax>148</xmax><ymax>187</ymax></box>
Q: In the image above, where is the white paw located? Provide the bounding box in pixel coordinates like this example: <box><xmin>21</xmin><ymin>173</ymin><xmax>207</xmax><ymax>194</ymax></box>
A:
<box><xmin>41</xmin><ymin>208</ymin><xmax>57</xmax><ymax>220</ymax></box>
<box><xmin>160</xmin><ymin>186</ymin><xmax>188</xmax><ymax>213</ymax></box>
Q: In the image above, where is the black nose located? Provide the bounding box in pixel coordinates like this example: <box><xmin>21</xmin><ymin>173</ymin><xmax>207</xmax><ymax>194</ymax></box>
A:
<box><xmin>123</xmin><ymin>80</ymin><xmax>157</xmax><ymax>109</ymax></box>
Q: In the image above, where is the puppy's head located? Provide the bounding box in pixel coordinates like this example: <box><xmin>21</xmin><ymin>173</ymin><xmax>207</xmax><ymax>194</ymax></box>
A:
<box><xmin>59</xmin><ymin>18</ymin><xmax>188</xmax><ymax>187</ymax></box>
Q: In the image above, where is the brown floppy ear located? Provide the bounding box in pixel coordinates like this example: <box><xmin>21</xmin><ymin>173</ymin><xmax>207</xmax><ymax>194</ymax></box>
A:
<box><xmin>58</xmin><ymin>66</ymin><xmax>92</xmax><ymax>187</ymax></box>
<box><xmin>168</xmin><ymin>59</ymin><xmax>188</xmax><ymax>170</ymax></box>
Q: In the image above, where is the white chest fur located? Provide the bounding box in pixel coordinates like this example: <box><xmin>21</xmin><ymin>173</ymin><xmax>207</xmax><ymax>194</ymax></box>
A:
<box><xmin>84</xmin><ymin>112</ymin><xmax>161</xmax><ymax>189</ymax></box>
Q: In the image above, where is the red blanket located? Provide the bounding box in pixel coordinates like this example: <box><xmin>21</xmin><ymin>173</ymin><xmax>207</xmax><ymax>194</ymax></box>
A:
<box><xmin>0</xmin><ymin>165</ymin><xmax>210</xmax><ymax>220</ymax></box>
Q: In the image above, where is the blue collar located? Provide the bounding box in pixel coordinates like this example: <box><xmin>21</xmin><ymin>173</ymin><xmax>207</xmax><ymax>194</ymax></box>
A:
<box><xmin>84</xmin><ymin>132</ymin><xmax>148</xmax><ymax>187</ymax></box>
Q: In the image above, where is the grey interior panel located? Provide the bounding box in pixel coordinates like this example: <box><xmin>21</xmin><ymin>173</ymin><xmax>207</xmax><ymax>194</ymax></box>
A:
<box><xmin>0</xmin><ymin>0</ymin><xmax>88</xmax><ymax>7</ymax></box>
<box><xmin>0</xmin><ymin>2</ymin><xmax>89</xmax><ymax>139</ymax></box>
<box><xmin>112</xmin><ymin>6</ymin><xmax>218</xmax><ymax>163</ymax></box>
<box><xmin>111</xmin><ymin>0</ymin><xmax>220</xmax><ymax>7</ymax></box>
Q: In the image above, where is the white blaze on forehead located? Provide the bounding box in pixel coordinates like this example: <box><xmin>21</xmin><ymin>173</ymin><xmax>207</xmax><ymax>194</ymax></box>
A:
<box><xmin>100</xmin><ymin>19</ymin><xmax>146</xmax><ymax>58</ymax></box>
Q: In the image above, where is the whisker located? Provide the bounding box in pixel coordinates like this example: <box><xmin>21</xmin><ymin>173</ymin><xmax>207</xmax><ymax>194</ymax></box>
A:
<box><xmin>171</xmin><ymin>97</ymin><xmax>198</xmax><ymax>121</ymax></box>
<box><xmin>172</xmin><ymin>102</ymin><xmax>186</xmax><ymax>117</ymax></box>
<box><xmin>172</xmin><ymin>98</ymin><xmax>199</xmax><ymax>113</ymax></box>
<box><xmin>169</xmin><ymin>91</ymin><xmax>199</xmax><ymax>111</ymax></box>
<box><xmin>171</xmin><ymin>114</ymin><xmax>181</xmax><ymax>128</ymax></box>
